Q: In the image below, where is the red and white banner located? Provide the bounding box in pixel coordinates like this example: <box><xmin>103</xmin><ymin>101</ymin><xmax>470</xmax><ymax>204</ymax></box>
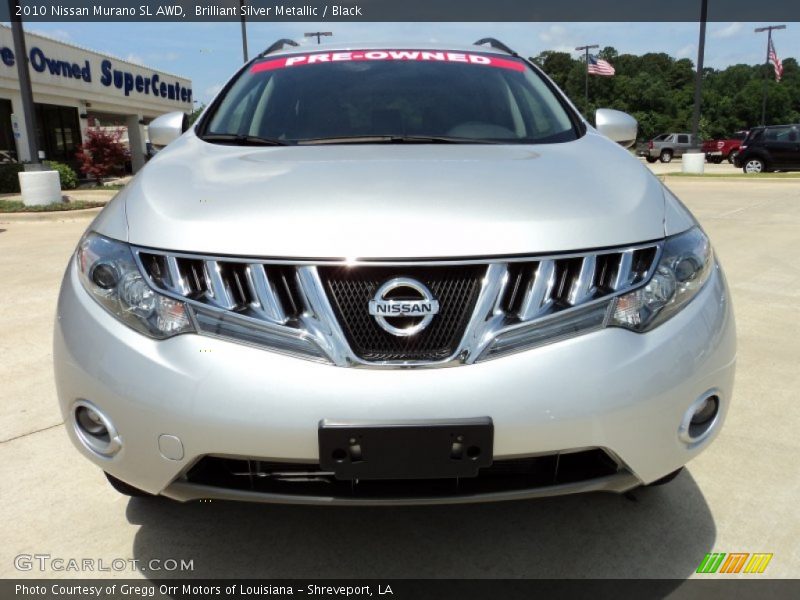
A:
<box><xmin>250</xmin><ymin>50</ymin><xmax>526</xmax><ymax>74</ymax></box>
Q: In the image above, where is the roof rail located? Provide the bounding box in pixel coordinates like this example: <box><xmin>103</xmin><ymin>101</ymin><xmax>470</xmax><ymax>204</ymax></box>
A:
<box><xmin>474</xmin><ymin>38</ymin><xmax>518</xmax><ymax>56</ymax></box>
<box><xmin>258</xmin><ymin>38</ymin><xmax>299</xmax><ymax>57</ymax></box>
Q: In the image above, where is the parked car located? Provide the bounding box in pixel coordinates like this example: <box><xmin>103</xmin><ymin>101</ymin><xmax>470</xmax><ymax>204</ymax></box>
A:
<box><xmin>637</xmin><ymin>133</ymin><xmax>698</xmax><ymax>163</ymax></box>
<box><xmin>702</xmin><ymin>131</ymin><xmax>747</xmax><ymax>164</ymax></box>
<box><xmin>735</xmin><ymin>124</ymin><xmax>800</xmax><ymax>173</ymax></box>
<box><xmin>54</xmin><ymin>39</ymin><xmax>735</xmax><ymax>506</ymax></box>
<box><xmin>0</xmin><ymin>149</ymin><xmax>17</xmax><ymax>163</ymax></box>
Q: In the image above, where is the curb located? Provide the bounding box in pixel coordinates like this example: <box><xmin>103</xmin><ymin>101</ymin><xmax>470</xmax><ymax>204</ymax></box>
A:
<box><xmin>661</xmin><ymin>175</ymin><xmax>800</xmax><ymax>183</ymax></box>
<box><xmin>0</xmin><ymin>207</ymin><xmax>102</xmax><ymax>223</ymax></box>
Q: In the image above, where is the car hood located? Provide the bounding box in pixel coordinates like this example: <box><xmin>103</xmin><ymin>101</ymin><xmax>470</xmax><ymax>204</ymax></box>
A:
<box><xmin>119</xmin><ymin>131</ymin><xmax>668</xmax><ymax>258</ymax></box>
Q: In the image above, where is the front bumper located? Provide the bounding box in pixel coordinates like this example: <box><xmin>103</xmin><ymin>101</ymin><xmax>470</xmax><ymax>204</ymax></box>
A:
<box><xmin>54</xmin><ymin>257</ymin><xmax>736</xmax><ymax>504</ymax></box>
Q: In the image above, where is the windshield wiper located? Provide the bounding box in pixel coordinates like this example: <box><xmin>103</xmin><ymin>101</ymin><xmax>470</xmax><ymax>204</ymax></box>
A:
<box><xmin>297</xmin><ymin>135</ymin><xmax>504</xmax><ymax>145</ymax></box>
<box><xmin>199</xmin><ymin>133</ymin><xmax>289</xmax><ymax>146</ymax></box>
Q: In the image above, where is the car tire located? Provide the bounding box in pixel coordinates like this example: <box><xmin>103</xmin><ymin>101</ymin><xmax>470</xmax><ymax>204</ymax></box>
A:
<box><xmin>659</xmin><ymin>150</ymin><xmax>673</xmax><ymax>163</ymax></box>
<box><xmin>105</xmin><ymin>472</ymin><xmax>153</xmax><ymax>497</ymax></box>
<box><xmin>709</xmin><ymin>157</ymin><xmax>723</xmax><ymax>164</ymax></box>
<box><xmin>728</xmin><ymin>151</ymin><xmax>739</xmax><ymax>164</ymax></box>
<box><xmin>645</xmin><ymin>156</ymin><xmax>657</xmax><ymax>163</ymax></box>
<box><xmin>743</xmin><ymin>158</ymin><xmax>765</xmax><ymax>174</ymax></box>
<box><xmin>646</xmin><ymin>467</ymin><xmax>684</xmax><ymax>487</ymax></box>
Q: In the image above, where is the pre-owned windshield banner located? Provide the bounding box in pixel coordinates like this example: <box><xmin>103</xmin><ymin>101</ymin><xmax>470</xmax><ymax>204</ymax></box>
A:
<box><xmin>250</xmin><ymin>50</ymin><xmax>526</xmax><ymax>73</ymax></box>
<box><xmin>2</xmin><ymin>0</ymin><xmax>798</xmax><ymax>22</ymax></box>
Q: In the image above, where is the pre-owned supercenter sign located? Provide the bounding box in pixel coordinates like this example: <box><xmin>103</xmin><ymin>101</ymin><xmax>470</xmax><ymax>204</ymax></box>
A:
<box><xmin>0</xmin><ymin>44</ymin><xmax>192</xmax><ymax>103</ymax></box>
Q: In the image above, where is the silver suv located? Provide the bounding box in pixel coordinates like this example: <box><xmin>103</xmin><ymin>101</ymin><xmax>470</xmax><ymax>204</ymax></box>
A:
<box><xmin>55</xmin><ymin>40</ymin><xmax>736</xmax><ymax>505</ymax></box>
<box><xmin>638</xmin><ymin>132</ymin><xmax>698</xmax><ymax>163</ymax></box>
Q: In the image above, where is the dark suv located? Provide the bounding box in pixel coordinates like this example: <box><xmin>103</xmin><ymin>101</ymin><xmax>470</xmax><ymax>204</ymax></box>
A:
<box><xmin>736</xmin><ymin>124</ymin><xmax>800</xmax><ymax>173</ymax></box>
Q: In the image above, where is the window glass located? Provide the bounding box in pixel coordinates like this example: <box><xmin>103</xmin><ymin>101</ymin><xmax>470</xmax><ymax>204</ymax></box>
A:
<box><xmin>204</xmin><ymin>52</ymin><xmax>578</xmax><ymax>144</ymax></box>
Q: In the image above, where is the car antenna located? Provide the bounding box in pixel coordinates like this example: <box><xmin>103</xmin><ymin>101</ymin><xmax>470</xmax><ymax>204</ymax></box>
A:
<box><xmin>473</xmin><ymin>38</ymin><xmax>518</xmax><ymax>57</ymax></box>
<box><xmin>258</xmin><ymin>39</ymin><xmax>299</xmax><ymax>58</ymax></box>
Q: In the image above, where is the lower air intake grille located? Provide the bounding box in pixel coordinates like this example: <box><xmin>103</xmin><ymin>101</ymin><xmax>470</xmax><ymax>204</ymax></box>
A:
<box><xmin>319</xmin><ymin>265</ymin><xmax>485</xmax><ymax>362</ymax></box>
<box><xmin>184</xmin><ymin>450</ymin><xmax>622</xmax><ymax>500</ymax></box>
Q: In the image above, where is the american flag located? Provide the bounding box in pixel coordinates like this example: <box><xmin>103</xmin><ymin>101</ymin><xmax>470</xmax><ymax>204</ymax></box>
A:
<box><xmin>587</xmin><ymin>54</ymin><xmax>615</xmax><ymax>76</ymax></box>
<box><xmin>769</xmin><ymin>39</ymin><xmax>783</xmax><ymax>81</ymax></box>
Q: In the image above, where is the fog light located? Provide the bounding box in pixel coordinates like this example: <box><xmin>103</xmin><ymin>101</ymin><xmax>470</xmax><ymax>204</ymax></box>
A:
<box><xmin>691</xmin><ymin>395</ymin><xmax>718</xmax><ymax>425</ymax></box>
<box><xmin>76</xmin><ymin>406</ymin><xmax>107</xmax><ymax>436</ymax></box>
<box><xmin>72</xmin><ymin>400</ymin><xmax>122</xmax><ymax>457</ymax></box>
<box><xmin>679</xmin><ymin>391</ymin><xmax>720</xmax><ymax>444</ymax></box>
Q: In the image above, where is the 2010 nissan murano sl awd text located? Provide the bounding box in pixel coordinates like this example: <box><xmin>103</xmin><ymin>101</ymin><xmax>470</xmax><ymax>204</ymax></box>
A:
<box><xmin>54</xmin><ymin>39</ymin><xmax>736</xmax><ymax>505</ymax></box>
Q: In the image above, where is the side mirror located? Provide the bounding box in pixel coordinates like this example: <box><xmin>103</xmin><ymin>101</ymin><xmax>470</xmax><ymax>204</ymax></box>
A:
<box><xmin>595</xmin><ymin>108</ymin><xmax>637</xmax><ymax>149</ymax></box>
<box><xmin>148</xmin><ymin>111</ymin><xmax>188</xmax><ymax>149</ymax></box>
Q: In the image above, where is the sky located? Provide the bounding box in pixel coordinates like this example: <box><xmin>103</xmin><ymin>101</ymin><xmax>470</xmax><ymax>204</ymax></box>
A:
<box><xmin>14</xmin><ymin>21</ymin><xmax>800</xmax><ymax>105</ymax></box>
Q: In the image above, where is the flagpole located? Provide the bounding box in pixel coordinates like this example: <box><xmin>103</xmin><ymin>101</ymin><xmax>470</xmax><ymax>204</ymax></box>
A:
<box><xmin>755</xmin><ymin>24</ymin><xmax>785</xmax><ymax>126</ymax></box>
<box><xmin>690</xmin><ymin>0</ymin><xmax>708</xmax><ymax>150</ymax></box>
<box><xmin>575</xmin><ymin>44</ymin><xmax>599</xmax><ymax>112</ymax></box>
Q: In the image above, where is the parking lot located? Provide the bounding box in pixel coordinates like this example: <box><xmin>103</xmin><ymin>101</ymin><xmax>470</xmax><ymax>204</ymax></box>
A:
<box><xmin>1</xmin><ymin>175</ymin><xmax>798</xmax><ymax>580</ymax></box>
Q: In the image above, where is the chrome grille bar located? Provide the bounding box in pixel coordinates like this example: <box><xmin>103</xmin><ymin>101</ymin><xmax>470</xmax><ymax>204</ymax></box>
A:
<box><xmin>164</xmin><ymin>255</ymin><xmax>190</xmax><ymax>295</ymax></box>
<box><xmin>517</xmin><ymin>259</ymin><xmax>555</xmax><ymax>320</ymax></box>
<box><xmin>613</xmin><ymin>250</ymin><xmax>634</xmax><ymax>290</ymax></box>
<box><xmin>245</xmin><ymin>264</ymin><xmax>286</xmax><ymax>324</ymax></box>
<box><xmin>568</xmin><ymin>255</ymin><xmax>597</xmax><ymax>306</ymax></box>
<box><xmin>203</xmin><ymin>260</ymin><xmax>236</xmax><ymax>310</ymax></box>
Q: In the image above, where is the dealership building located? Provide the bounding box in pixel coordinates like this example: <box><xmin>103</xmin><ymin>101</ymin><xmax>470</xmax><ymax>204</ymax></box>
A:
<box><xmin>0</xmin><ymin>25</ymin><xmax>192</xmax><ymax>173</ymax></box>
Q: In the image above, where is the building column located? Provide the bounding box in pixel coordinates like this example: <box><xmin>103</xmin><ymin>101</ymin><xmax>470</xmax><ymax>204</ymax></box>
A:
<box><xmin>126</xmin><ymin>113</ymin><xmax>147</xmax><ymax>174</ymax></box>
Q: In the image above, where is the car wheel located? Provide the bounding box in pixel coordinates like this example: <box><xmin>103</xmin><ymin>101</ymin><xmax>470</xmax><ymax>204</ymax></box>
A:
<box><xmin>105</xmin><ymin>472</ymin><xmax>153</xmax><ymax>497</ymax></box>
<box><xmin>743</xmin><ymin>158</ymin><xmax>765</xmax><ymax>174</ymax></box>
<box><xmin>645</xmin><ymin>156</ymin><xmax>657</xmax><ymax>163</ymax></box>
<box><xmin>709</xmin><ymin>157</ymin><xmax>722</xmax><ymax>164</ymax></box>
<box><xmin>659</xmin><ymin>150</ymin><xmax>673</xmax><ymax>163</ymax></box>
<box><xmin>728</xmin><ymin>151</ymin><xmax>739</xmax><ymax>164</ymax></box>
<box><xmin>646</xmin><ymin>467</ymin><xmax>684</xmax><ymax>487</ymax></box>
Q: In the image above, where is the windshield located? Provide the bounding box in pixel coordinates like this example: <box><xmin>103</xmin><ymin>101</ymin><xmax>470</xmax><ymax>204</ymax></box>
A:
<box><xmin>201</xmin><ymin>50</ymin><xmax>579</xmax><ymax>144</ymax></box>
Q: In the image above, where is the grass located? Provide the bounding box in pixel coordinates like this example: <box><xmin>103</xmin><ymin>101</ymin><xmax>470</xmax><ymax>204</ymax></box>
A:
<box><xmin>665</xmin><ymin>171</ymin><xmax>800</xmax><ymax>178</ymax></box>
<box><xmin>0</xmin><ymin>199</ymin><xmax>106</xmax><ymax>213</ymax></box>
<box><xmin>77</xmin><ymin>183</ymin><xmax>126</xmax><ymax>190</ymax></box>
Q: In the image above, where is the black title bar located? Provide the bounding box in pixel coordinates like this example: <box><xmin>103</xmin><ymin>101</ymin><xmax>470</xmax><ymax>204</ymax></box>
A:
<box><xmin>5</xmin><ymin>579</ymin><xmax>800</xmax><ymax>600</ymax></box>
<box><xmin>2</xmin><ymin>0</ymin><xmax>800</xmax><ymax>22</ymax></box>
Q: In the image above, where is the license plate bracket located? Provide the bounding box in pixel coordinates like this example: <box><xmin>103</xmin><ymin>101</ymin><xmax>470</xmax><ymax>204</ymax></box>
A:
<box><xmin>318</xmin><ymin>418</ymin><xmax>493</xmax><ymax>480</ymax></box>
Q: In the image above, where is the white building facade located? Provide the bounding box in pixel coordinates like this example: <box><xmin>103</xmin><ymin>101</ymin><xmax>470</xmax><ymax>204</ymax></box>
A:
<box><xmin>0</xmin><ymin>25</ymin><xmax>192</xmax><ymax>173</ymax></box>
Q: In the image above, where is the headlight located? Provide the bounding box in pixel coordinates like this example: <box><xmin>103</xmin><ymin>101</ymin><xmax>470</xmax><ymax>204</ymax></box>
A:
<box><xmin>609</xmin><ymin>227</ymin><xmax>713</xmax><ymax>332</ymax></box>
<box><xmin>77</xmin><ymin>232</ymin><xmax>194</xmax><ymax>339</ymax></box>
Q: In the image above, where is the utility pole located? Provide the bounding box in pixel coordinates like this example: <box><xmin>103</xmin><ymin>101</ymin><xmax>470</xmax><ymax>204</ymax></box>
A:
<box><xmin>304</xmin><ymin>32</ymin><xmax>332</xmax><ymax>45</ymax></box>
<box><xmin>755</xmin><ymin>24</ymin><xmax>785</xmax><ymax>126</ymax></box>
<box><xmin>8</xmin><ymin>0</ymin><xmax>41</xmax><ymax>169</ymax></box>
<box><xmin>690</xmin><ymin>0</ymin><xmax>708</xmax><ymax>149</ymax></box>
<box><xmin>239</xmin><ymin>0</ymin><xmax>249</xmax><ymax>62</ymax></box>
<box><xmin>575</xmin><ymin>44</ymin><xmax>599</xmax><ymax>112</ymax></box>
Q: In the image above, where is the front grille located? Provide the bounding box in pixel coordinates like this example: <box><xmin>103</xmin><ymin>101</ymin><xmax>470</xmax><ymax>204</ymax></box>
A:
<box><xmin>133</xmin><ymin>242</ymin><xmax>659</xmax><ymax>366</ymax></box>
<box><xmin>184</xmin><ymin>450</ymin><xmax>621</xmax><ymax>500</ymax></box>
<box><xmin>319</xmin><ymin>265</ymin><xmax>485</xmax><ymax>362</ymax></box>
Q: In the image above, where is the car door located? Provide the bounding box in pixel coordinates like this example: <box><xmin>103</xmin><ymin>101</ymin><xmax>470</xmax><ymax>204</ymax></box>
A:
<box><xmin>675</xmin><ymin>134</ymin><xmax>690</xmax><ymax>156</ymax></box>
<box><xmin>761</xmin><ymin>126</ymin><xmax>797</xmax><ymax>168</ymax></box>
<box><xmin>770</xmin><ymin>126</ymin><xmax>800</xmax><ymax>169</ymax></box>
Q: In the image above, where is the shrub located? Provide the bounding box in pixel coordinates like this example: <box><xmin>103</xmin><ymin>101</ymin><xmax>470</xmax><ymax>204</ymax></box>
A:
<box><xmin>75</xmin><ymin>128</ymin><xmax>130</xmax><ymax>185</ymax></box>
<box><xmin>0</xmin><ymin>163</ymin><xmax>24</xmax><ymax>194</ymax></box>
<box><xmin>45</xmin><ymin>161</ymin><xmax>79</xmax><ymax>190</ymax></box>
